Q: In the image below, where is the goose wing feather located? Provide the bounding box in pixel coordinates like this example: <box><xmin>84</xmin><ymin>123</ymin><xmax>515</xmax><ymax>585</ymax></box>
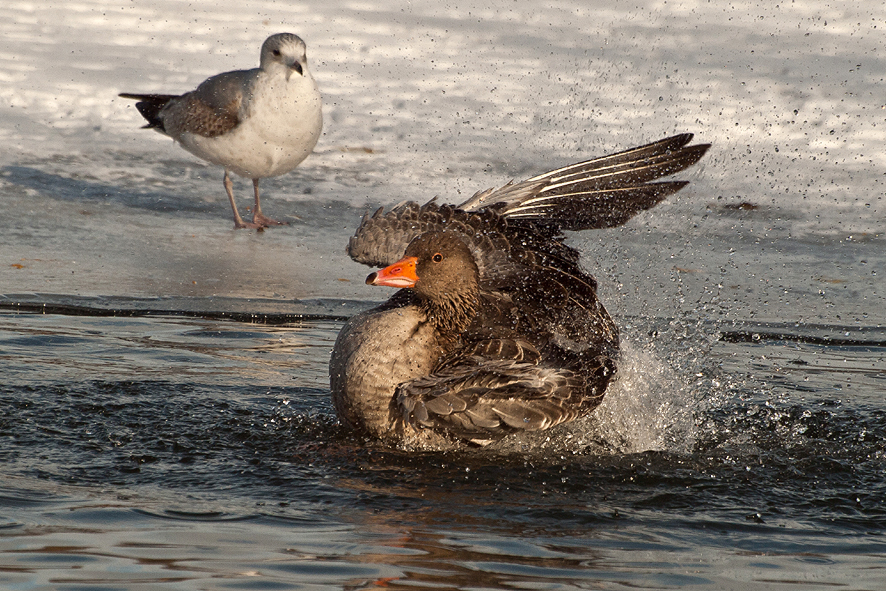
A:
<box><xmin>396</xmin><ymin>357</ymin><xmax>587</xmax><ymax>440</ymax></box>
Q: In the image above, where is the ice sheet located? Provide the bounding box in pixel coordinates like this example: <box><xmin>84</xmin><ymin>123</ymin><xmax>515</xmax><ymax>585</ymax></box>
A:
<box><xmin>0</xmin><ymin>0</ymin><xmax>882</xmax><ymax>323</ymax></box>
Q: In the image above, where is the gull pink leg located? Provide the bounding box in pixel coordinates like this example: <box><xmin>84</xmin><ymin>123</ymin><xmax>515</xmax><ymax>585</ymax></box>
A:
<box><xmin>224</xmin><ymin>170</ymin><xmax>264</xmax><ymax>230</ymax></box>
<box><xmin>251</xmin><ymin>179</ymin><xmax>289</xmax><ymax>227</ymax></box>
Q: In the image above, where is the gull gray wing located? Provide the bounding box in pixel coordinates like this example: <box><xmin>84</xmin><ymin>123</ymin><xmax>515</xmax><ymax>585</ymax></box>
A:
<box><xmin>160</xmin><ymin>70</ymin><xmax>255</xmax><ymax>138</ymax></box>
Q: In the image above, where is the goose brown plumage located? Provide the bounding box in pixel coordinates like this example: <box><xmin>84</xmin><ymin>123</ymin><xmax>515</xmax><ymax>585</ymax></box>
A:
<box><xmin>330</xmin><ymin>134</ymin><xmax>710</xmax><ymax>447</ymax></box>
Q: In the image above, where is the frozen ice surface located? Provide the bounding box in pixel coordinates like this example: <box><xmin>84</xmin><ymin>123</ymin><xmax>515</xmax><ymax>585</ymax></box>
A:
<box><xmin>0</xmin><ymin>0</ymin><xmax>882</xmax><ymax>323</ymax></box>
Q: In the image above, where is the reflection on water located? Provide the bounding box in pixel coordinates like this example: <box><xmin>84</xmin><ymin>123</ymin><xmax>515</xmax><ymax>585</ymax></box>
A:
<box><xmin>2</xmin><ymin>478</ymin><xmax>884</xmax><ymax>590</ymax></box>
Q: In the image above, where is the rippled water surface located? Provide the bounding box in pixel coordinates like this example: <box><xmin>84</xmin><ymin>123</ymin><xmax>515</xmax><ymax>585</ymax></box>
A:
<box><xmin>2</xmin><ymin>0</ymin><xmax>885</xmax><ymax>589</ymax></box>
<box><xmin>2</xmin><ymin>307</ymin><xmax>884</xmax><ymax>589</ymax></box>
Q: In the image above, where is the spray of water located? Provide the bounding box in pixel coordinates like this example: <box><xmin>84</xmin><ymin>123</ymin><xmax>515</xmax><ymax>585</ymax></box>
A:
<box><xmin>490</xmin><ymin>334</ymin><xmax>706</xmax><ymax>458</ymax></box>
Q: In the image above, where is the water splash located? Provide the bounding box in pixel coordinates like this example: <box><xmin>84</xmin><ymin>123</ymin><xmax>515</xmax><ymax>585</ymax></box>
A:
<box><xmin>582</xmin><ymin>338</ymin><xmax>699</xmax><ymax>454</ymax></box>
<box><xmin>490</xmin><ymin>333</ymin><xmax>707</xmax><ymax>458</ymax></box>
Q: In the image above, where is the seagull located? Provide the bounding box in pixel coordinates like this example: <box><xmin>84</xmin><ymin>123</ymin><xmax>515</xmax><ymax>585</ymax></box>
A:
<box><xmin>120</xmin><ymin>33</ymin><xmax>323</xmax><ymax>229</ymax></box>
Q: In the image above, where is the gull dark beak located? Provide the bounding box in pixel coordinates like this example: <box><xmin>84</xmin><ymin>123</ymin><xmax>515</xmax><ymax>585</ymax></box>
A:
<box><xmin>288</xmin><ymin>61</ymin><xmax>304</xmax><ymax>79</ymax></box>
<box><xmin>284</xmin><ymin>60</ymin><xmax>304</xmax><ymax>81</ymax></box>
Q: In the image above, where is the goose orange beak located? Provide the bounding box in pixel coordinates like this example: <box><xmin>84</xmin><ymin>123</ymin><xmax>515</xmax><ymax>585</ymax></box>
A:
<box><xmin>366</xmin><ymin>256</ymin><xmax>419</xmax><ymax>288</ymax></box>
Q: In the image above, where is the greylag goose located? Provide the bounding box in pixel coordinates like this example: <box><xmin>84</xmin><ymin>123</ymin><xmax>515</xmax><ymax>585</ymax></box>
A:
<box><xmin>330</xmin><ymin>134</ymin><xmax>709</xmax><ymax>447</ymax></box>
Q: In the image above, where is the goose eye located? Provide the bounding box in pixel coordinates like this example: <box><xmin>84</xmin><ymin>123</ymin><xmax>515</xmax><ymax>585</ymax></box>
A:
<box><xmin>432</xmin><ymin>253</ymin><xmax>443</xmax><ymax>263</ymax></box>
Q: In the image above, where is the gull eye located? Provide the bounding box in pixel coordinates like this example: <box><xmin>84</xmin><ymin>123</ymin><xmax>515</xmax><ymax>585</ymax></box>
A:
<box><xmin>432</xmin><ymin>253</ymin><xmax>443</xmax><ymax>263</ymax></box>
<box><xmin>272</xmin><ymin>49</ymin><xmax>281</xmax><ymax>57</ymax></box>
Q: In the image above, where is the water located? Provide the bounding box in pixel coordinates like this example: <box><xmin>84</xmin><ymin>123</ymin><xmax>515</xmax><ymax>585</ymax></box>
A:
<box><xmin>2</xmin><ymin>0</ymin><xmax>885</xmax><ymax>589</ymax></box>
<box><xmin>1</xmin><ymin>311</ymin><xmax>884</xmax><ymax>588</ymax></box>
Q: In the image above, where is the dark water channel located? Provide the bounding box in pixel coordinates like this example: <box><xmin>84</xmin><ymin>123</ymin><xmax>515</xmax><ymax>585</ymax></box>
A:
<box><xmin>1</xmin><ymin>298</ymin><xmax>884</xmax><ymax>589</ymax></box>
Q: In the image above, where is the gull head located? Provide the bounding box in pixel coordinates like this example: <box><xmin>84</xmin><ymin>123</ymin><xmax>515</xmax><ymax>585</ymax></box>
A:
<box><xmin>260</xmin><ymin>33</ymin><xmax>310</xmax><ymax>80</ymax></box>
